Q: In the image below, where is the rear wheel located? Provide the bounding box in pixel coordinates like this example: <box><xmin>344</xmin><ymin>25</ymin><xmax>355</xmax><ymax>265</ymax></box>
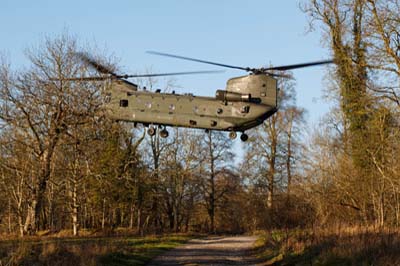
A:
<box><xmin>160</xmin><ymin>128</ymin><xmax>169</xmax><ymax>138</ymax></box>
<box><xmin>240</xmin><ymin>133</ymin><xmax>249</xmax><ymax>142</ymax></box>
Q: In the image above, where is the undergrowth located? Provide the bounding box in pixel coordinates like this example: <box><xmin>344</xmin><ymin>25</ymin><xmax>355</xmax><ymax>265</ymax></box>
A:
<box><xmin>255</xmin><ymin>226</ymin><xmax>400</xmax><ymax>266</ymax></box>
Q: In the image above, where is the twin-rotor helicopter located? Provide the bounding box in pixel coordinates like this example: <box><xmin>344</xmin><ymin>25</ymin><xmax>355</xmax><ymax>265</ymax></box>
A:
<box><xmin>60</xmin><ymin>51</ymin><xmax>332</xmax><ymax>142</ymax></box>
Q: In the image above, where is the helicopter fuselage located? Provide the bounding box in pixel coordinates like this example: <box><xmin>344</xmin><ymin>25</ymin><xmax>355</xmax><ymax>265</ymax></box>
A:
<box><xmin>104</xmin><ymin>74</ymin><xmax>278</xmax><ymax>132</ymax></box>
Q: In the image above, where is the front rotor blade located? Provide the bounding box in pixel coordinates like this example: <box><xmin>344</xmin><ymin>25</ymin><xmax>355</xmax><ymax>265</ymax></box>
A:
<box><xmin>147</xmin><ymin>51</ymin><xmax>251</xmax><ymax>71</ymax></box>
<box><xmin>49</xmin><ymin>76</ymin><xmax>112</xmax><ymax>81</ymax></box>
<box><xmin>264</xmin><ymin>59</ymin><xmax>334</xmax><ymax>71</ymax></box>
<box><xmin>50</xmin><ymin>70</ymin><xmax>223</xmax><ymax>81</ymax></box>
<box><xmin>75</xmin><ymin>52</ymin><xmax>117</xmax><ymax>76</ymax></box>
<box><xmin>121</xmin><ymin>70</ymin><xmax>224</xmax><ymax>78</ymax></box>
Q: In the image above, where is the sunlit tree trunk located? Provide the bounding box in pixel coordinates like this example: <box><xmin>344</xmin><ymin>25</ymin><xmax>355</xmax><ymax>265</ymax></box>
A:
<box><xmin>72</xmin><ymin>180</ymin><xmax>79</xmax><ymax>236</ymax></box>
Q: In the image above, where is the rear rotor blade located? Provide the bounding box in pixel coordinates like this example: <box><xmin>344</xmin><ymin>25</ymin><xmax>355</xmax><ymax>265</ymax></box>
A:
<box><xmin>266</xmin><ymin>72</ymin><xmax>293</xmax><ymax>79</ymax></box>
<box><xmin>264</xmin><ymin>59</ymin><xmax>334</xmax><ymax>71</ymax></box>
<box><xmin>147</xmin><ymin>51</ymin><xmax>252</xmax><ymax>72</ymax></box>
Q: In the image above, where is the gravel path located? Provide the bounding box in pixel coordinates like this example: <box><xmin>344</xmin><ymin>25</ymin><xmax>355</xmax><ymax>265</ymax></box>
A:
<box><xmin>147</xmin><ymin>236</ymin><xmax>259</xmax><ymax>266</ymax></box>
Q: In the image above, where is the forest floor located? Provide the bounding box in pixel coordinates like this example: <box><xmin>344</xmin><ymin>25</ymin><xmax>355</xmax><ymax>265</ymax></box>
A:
<box><xmin>2</xmin><ymin>227</ymin><xmax>400</xmax><ymax>265</ymax></box>
<box><xmin>147</xmin><ymin>235</ymin><xmax>259</xmax><ymax>266</ymax></box>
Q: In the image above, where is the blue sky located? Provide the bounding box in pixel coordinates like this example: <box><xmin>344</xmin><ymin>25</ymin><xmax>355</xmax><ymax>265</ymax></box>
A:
<box><xmin>1</xmin><ymin>0</ymin><xmax>332</xmax><ymax>155</ymax></box>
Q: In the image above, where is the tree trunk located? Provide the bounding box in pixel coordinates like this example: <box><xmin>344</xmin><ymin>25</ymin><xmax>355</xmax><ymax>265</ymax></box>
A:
<box><xmin>72</xmin><ymin>182</ymin><xmax>78</xmax><ymax>236</ymax></box>
<box><xmin>210</xmin><ymin>177</ymin><xmax>215</xmax><ymax>233</ymax></box>
<box><xmin>18</xmin><ymin>214</ymin><xmax>24</xmax><ymax>237</ymax></box>
<box><xmin>24</xmin><ymin>142</ymin><xmax>58</xmax><ymax>234</ymax></box>
<box><xmin>8</xmin><ymin>199</ymin><xmax>11</xmax><ymax>234</ymax></box>
<box><xmin>267</xmin><ymin>139</ymin><xmax>276</xmax><ymax>209</ymax></box>
<box><xmin>24</xmin><ymin>200</ymin><xmax>38</xmax><ymax>234</ymax></box>
<box><xmin>102</xmin><ymin>198</ymin><xmax>106</xmax><ymax>229</ymax></box>
<box><xmin>129</xmin><ymin>203</ymin><xmax>135</xmax><ymax>229</ymax></box>
<box><xmin>83</xmin><ymin>201</ymin><xmax>87</xmax><ymax>229</ymax></box>
<box><xmin>208</xmin><ymin>131</ymin><xmax>216</xmax><ymax>233</ymax></box>
<box><xmin>173</xmin><ymin>201</ymin><xmax>179</xmax><ymax>233</ymax></box>
<box><xmin>286</xmin><ymin>118</ymin><xmax>293</xmax><ymax>198</ymax></box>
<box><xmin>137</xmin><ymin>208</ymin><xmax>142</xmax><ymax>234</ymax></box>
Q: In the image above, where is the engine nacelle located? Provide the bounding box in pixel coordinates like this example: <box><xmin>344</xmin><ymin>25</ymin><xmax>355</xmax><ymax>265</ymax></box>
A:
<box><xmin>215</xmin><ymin>90</ymin><xmax>251</xmax><ymax>102</ymax></box>
<box><xmin>225</xmin><ymin>74</ymin><xmax>277</xmax><ymax>107</ymax></box>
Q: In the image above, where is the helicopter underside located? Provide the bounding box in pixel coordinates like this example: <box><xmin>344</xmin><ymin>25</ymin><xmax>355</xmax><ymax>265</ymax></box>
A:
<box><xmin>111</xmin><ymin>109</ymin><xmax>274</xmax><ymax>132</ymax></box>
<box><xmin>105</xmin><ymin>90</ymin><xmax>277</xmax><ymax>133</ymax></box>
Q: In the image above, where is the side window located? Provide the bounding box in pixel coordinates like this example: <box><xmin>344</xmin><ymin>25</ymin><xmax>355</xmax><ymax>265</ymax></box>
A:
<box><xmin>240</xmin><ymin>105</ymin><xmax>250</xmax><ymax>113</ymax></box>
<box><xmin>120</xmin><ymin>99</ymin><xmax>128</xmax><ymax>107</ymax></box>
<box><xmin>104</xmin><ymin>93</ymin><xmax>111</xmax><ymax>103</ymax></box>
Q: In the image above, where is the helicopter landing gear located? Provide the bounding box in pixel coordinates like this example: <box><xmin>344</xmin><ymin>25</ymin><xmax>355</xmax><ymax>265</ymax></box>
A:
<box><xmin>240</xmin><ymin>133</ymin><xmax>249</xmax><ymax>142</ymax></box>
<box><xmin>147</xmin><ymin>126</ymin><xmax>156</xmax><ymax>136</ymax></box>
<box><xmin>160</xmin><ymin>128</ymin><xmax>169</xmax><ymax>138</ymax></box>
<box><xmin>228</xmin><ymin>131</ymin><xmax>237</xmax><ymax>140</ymax></box>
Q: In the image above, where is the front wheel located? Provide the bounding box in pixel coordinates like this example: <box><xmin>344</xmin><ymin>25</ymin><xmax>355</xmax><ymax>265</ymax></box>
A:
<box><xmin>147</xmin><ymin>127</ymin><xmax>156</xmax><ymax>136</ymax></box>
<box><xmin>229</xmin><ymin>131</ymin><xmax>237</xmax><ymax>140</ymax></box>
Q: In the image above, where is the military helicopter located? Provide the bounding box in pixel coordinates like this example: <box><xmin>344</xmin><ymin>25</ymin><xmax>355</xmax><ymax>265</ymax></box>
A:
<box><xmin>62</xmin><ymin>52</ymin><xmax>332</xmax><ymax>142</ymax></box>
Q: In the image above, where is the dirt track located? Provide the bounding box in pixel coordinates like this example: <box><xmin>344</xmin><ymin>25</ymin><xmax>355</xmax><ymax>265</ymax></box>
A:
<box><xmin>147</xmin><ymin>236</ymin><xmax>258</xmax><ymax>266</ymax></box>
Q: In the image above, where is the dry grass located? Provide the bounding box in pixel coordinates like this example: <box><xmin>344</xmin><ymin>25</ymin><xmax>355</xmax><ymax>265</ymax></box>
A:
<box><xmin>255</xmin><ymin>226</ymin><xmax>400</xmax><ymax>265</ymax></box>
<box><xmin>0</xmin><ymin>232</ymin><xmax>192</xmax><ymax>266</ymax></box>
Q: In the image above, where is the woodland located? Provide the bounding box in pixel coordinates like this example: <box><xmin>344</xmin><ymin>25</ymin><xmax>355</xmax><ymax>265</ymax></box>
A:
<box><xmin>0</xmin><ymin>0</ymin><xmax>399</xmax><ymax>254</ymax></box>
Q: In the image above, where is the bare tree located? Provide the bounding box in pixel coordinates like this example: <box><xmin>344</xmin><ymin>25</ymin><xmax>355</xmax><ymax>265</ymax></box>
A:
<box><xmin>243</xmin><ymin>76</ymin><xmax>297</xmax><ymax>209</ymax></box>
<box><xmin>159</xmin><ymin>128</ymin><xmax>203</xmax><ymax>232</ymax></box>
<box><xmin>282</xmin><ymin>106</ymin><xmax>306</xmax><ymax>197</ymax></box>
<box><xmin>199</xmin><ymin>131</ymin><xmax>233</xmax><ymax>233</ymax></box>
<box><xmin>364</xmin><ymin>0</ymin><xmax>400</xmax><ymax>107</ymax></box>
<box><xmin>0</xmin><ymin>33</ymin><xmax>103</xmax><ymax>233</ymax></box>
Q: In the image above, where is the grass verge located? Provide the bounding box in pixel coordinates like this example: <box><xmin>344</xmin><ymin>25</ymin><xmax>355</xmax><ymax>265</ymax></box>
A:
<box><xmin>0</xmin><ymin>234</ymin><xmax>192</xmax><ymax>266</ymax></box>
